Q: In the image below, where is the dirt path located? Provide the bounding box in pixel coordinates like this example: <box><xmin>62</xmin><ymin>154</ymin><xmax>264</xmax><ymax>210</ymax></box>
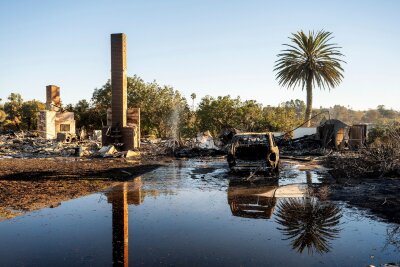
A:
<box><xmin>0</xmin><ymin>157</ymin><xmax>164</xmax><ymax>180</ymax></box>
<box><xmin>0</xmin><ymin>157</ymin><xmax>167</xmax><ymax>220</ymax></box>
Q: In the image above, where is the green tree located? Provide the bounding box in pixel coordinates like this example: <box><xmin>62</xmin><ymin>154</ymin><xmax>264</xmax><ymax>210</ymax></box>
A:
<box><xmin>196</xmin><ymin>96</ymin><xmax>306</xmax><ymax>135</ymax></box>
<box><xmin>3</xmin><ymin>93</ymin><xmax>24</xmax><ymax>130</ymax></box>
<box><xmin>261</xmin><ymin>104</ymin><xmax>302</xmax><ymax>132</ymax></box>
<box><xmin>362</xmin><ymin>109</ymin><xmax>381</xmax><ymax>123</ymax></box>
<box><xmin>21</xmin><ymin>100</ymin><xmax>45</xmax><ymax>130</ymax></box>
<box><xmin>196</xmin><ymin>95</ymin><xmax>243</xmax><ymax>136</ymax></box>
<box><xmin>282</xmin><ymin>99</ymin><xmax>306</xmax><ymax>121</ymax></box>
<box><xmin>377</xmin><ymin>105</ymin><xmax>397</xmax><ymax>120</ymax></box>
<box><xmin>92</xmin><ymin>75</ymin><xmax>190</xmax><ymax>137</ymax></box>
<box><xmin>74</xmin><ymin>99</ymin><xmax>90</xmax><ymax>112</ymax></box>
<box><xmin>237</xmin><ymin>100</ymin><xmax>264</xmax><ymax>132</ymax></box>
<box><xmin>274</xmin><ymin>30</ymin><xmax>345</xmax><ymax>127</ymax></box>
<box><xmin>68</xmin><ymin>99</ymin><xmax>102</xmax><ymax>130</ymax></box>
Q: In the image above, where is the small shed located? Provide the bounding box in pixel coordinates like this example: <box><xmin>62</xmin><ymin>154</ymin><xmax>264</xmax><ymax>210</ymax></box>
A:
<box><xmin>317</xmin><ymin>119</ymin><xmax>349</xmax><ymax>149</ymax></box>
<box><xmin>348</xmin><ymin>124</ymin><xmax>368</xmax><ymax>149</ymax></box>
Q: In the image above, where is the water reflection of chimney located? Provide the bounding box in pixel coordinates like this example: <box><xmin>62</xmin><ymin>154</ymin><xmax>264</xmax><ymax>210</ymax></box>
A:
<box><xmin>306</xmin><ymin>171</ymin><xmax>312</xmax><ymax>185</ymax></box>
<box><xmin>108</xmin><ymin>178</ymin><xmax>143</xmax><ymax>267</ymax></box>
<box><xmin>111</xmin><ymin>182</ymin><xmax>129</xmax><ymax>267</ymax></box>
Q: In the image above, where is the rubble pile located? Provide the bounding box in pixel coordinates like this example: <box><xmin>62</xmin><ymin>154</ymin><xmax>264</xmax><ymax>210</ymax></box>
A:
<box><xmin>325</xmin><ymin>149</ymin><xmax>400</xmax><ymax>179</ymax></box>
<box><xmin>139</xmin><ymin>139</ymin><xmax>178</xmax><ymax>156</ymax></box>
<box><xmin>139</xmin><ymin>131</ymin><xmax>225</xmax><ymax>158</ymax></box>
<box><xmin>173</xmin><ymin>131</ymin><xmax>225</xmax><ymax>158</ymax></box>
<box><xmin>194</xmin><ymin>131</ymin><xmax>220</xmax><ymax>149</ymax></box>
<box><xmin>95</xmin><ymin>145</ymin><xmax>140</xmax><ymax>159</ymax></box>
<box><xmin>277</xmin><ymin>135</ymin><xmax>326</xmax><ymax>156</ymax></box>
<box><xmin>0</xmin><ymin>130</ymin><xmax>144</xmax><ymax>159</ymax></box>
<box><xmin>172</xmin><ymin>131</ymin><xmax>222</xmax><ymax>158</ymax></box>
<box><xmin>173</xmin><ymin>147</ymin><xmax>225</xmax><ymax>158</ymax></box>
<box><xmin>0</xmin><ymin>132</ymin><xmax>101</xmax><ymax>159</ymax></box>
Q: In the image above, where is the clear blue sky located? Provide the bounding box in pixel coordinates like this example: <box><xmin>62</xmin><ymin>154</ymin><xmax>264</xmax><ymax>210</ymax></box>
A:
<box><xmin>0</xmin><ymin>0</ymin><xmax>399</xmax><ymax>110</ymax></box>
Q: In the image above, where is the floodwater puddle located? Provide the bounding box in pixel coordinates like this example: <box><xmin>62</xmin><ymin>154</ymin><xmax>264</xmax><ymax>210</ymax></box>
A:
<box><xmin>0</xmin><ymin>159</ymin><xmax>399</xmax><ymax>266</ymax></box>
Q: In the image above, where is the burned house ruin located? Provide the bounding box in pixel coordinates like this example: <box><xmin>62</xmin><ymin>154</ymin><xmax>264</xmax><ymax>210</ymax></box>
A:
<box><xmin>37</xmin><ymin>85</ymin><xmax>76</xmax><ymax>139</ymax></box>
<box><xmin>102</xmin><ymin>33</ymin><xmax>140</xmax><ymax>150</ymax></box>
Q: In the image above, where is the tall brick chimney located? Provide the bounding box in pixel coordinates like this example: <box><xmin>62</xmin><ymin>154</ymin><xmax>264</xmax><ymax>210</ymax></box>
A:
<box><xmin>111</xmin><ymin>33</ymin><xmax>127</xmax><ymax>128</ymax></box>
<box><xmin>102</xmin><ymin>33</ymin><xmax>138</xmax><ymax>151</ymax></box>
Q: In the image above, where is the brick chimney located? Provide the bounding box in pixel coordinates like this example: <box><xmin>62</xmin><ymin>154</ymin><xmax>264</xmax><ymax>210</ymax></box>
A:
<box><xmin>111</xmin><ymin>33</ymin><xmax>127</xmax><ymax>128</ymax></box>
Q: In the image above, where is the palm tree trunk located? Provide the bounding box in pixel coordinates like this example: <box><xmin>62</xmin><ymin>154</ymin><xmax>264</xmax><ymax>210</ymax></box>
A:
<box><xmin>305</xmin><ymin>75</ymin><xmax>313</xmax><ymax>127</ymax></box>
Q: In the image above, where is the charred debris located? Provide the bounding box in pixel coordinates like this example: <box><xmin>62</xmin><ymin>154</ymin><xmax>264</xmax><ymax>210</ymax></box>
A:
<box><xmin>0</xmin><ymin>118</ymin><xmax>375</xmax><ymax>160</ymax></box>
<box><xmin>1</xmin><ymin>117</ymin><xmax>398</xmax><ymax>180</ymax></box>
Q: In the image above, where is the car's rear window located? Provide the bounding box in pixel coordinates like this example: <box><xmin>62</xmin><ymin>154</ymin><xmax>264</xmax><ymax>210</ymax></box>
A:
<box><xmin>235</xmin><ymin>135</ymin><xmax>268</xmax><ymax>144</ymax></box>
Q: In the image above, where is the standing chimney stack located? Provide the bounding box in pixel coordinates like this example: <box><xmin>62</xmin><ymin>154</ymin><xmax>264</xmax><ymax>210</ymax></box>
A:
<box><xmin>111</xmin><ymin>33</ymin><xmax>127</xmax><ymax>128</ymax></box>
<box><xmin>102</xmin><ymin>33</ymin><xmax>140</xmax><ymax>151</ymax></box>
<box><xmin>46</xmin><ymin>85</ymin><xmax>61</xmax><ymax>111</ymax></box>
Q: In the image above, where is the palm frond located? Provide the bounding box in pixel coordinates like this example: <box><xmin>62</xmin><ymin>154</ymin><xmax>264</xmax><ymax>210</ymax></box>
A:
<box><xmin>275</xmin><ymin>197</ymin><xmax>342</xmax><ymax>254</ymax></box>
<box><xmin>274</xmin><ymin>30</ymin><xmax>345</xmax><ymax>91</ymax></box>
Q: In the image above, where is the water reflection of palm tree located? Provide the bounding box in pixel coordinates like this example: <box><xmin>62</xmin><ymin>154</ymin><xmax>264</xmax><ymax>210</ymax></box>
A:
<box><xmin>275</xmin><ymin>198</ymin><xmax>342</xmax><ymax>254</ymax></box>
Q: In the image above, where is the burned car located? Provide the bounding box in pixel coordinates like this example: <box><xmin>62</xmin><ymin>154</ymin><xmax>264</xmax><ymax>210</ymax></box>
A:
<box><xmin>227</xmin><ymin>132</ymin><xmax>279</xmax><ymax>173</ymax></box>
<box><xmin>228</xmin><ymin>181</ymin><xmax>278</xmax><ymax>219</ymax></box>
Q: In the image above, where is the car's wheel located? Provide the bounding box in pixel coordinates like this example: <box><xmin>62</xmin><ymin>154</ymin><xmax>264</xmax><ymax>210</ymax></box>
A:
<box><xmin>272</xmin><ymin>160</ymin><xmax>280</xmax><ymax>174</ymax></box>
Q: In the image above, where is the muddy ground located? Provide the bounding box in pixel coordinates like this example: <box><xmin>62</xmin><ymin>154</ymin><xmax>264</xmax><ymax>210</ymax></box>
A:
<box><xmin>0</xmin><ymin>179</ymin><xmax>117</xmax><ymax>220</ymax></box>
<box><xmin>0</xmin><ymin>157</ymin><xmax>164</xmax><ymax>180</ymax></box>
<box><xmin>328</xmin><ymin>177</ymin><xmax>400</xmax><ymax>223</ymax></box>
<box><xmin>0</xmin><ymin>157</ymin><xmax>165</xmax><ymax>219</ymax></box>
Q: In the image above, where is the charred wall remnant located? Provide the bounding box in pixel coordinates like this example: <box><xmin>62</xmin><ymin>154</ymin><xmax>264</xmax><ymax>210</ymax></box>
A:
<box><xmin>46</xmin><ymin>85</ymin><xmax>61</xmax><ymax>111</ymax></box>
<box><xmin>102</xmin><ymin>33</ymin><xmax>140</xmax><ymax>150</ymax></box>
<box><xmin>37</xmin><ymin>85</ymin><xmax>76</xmax><ymax>139</ymax></box>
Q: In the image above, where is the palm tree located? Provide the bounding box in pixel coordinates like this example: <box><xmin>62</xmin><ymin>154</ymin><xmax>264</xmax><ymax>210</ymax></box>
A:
<box><xmin>275</xmin><ymin>197</ymin><xmax>342</xmax><ymax>254</ymax></box>
<box><xmin>274</xmin><ymin>30</ymin><xmax>345</xmax><ymax>127</ymax></box>
<box><xmin>190</xmin><ymin>93</ymin><xmax>196</xmax><ymax>111</ymax></box>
